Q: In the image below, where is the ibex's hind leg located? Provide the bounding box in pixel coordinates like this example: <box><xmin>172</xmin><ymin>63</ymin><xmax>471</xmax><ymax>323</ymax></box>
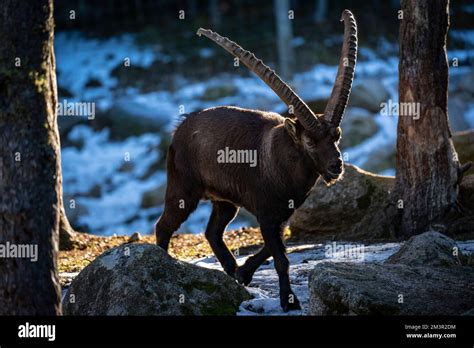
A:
<box><xmin>259</xmin><ymin>220</ymin><xmax>301</xmax><ymax>312</ymax></box>
<box><xmin>205</xmin><ymin>201</ymin><xmax>239</xmax><ymax>277</ymax></box>
<box><xmin>155</xmin><ymin>186</ymin><xmax>200</xmax><ymax>251</ymax></box>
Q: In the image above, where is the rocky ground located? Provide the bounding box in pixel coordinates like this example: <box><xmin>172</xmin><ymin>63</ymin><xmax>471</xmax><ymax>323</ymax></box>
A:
<box><xmin>60</xmin><ymin>230</ymin><xmax>474</xmax><ymax>316</ymax></box>
<box><xmin>308</xmin><ymin>232</ymin><xmax>474</xmax><ymax>316</ymax></box>
<box><xmin>63</xmin><ymin>243</ymin><xmax>251</xmax><ymax>315</ymax></box>
<box><xmin>59</xmin><ymin>227</ymin><xmax>268</xmax><ymax>282</ymax></box>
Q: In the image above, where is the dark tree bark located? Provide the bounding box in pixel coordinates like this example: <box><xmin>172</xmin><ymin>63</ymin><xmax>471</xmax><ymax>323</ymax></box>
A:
<box><xmin>313</xmin><ymin>0</ymin><xmax>328</xmax><ymax>23</ymax></box>
<box><xmin>59</xmin><ymin>191</ymin><xmax>78</xmax><ymax>251</ymax></box>
<box><xmin>209</xmin><ymin>0</ymin><xmax>221</xmax><ymax>28</ymax></box>
<box><xmin>0</xmin><ymin>0</ymin><xmax>62</xmax><ymax>314</ymax></box>
<box><xmin>393</xmin><ymin>0</ymin><xmax>464</xmax><ymax>237</ymax></box>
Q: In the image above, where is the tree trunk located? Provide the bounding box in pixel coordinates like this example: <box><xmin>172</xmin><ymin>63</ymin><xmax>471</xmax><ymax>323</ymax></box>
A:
<box><xmin>209</xmin><ymin>0</ymin><xmax>221</xmax><ymax>28</ymax></box>
<box><xmin>313</xmin><ymin>0</ymin><xmax>328</xmax><ymax>23</ymax></box>
<box><xmin>274</xmin><ymin>0</ymin><xmax>295</xmax><ymax>80</ymax></box>
<box><xmin>59</xmin><ymin>192</ymin><xmax>78</xmax><ymax>250</ymax></box>
<box><xmin>393</xmin><ymin>0</ymin><xmax>461</xmax><ymax>237</ymax></box>
<box><xmin>0</xmin><ymin>0</ymin><xmax>62</xmax><ymax>315</ymax></box>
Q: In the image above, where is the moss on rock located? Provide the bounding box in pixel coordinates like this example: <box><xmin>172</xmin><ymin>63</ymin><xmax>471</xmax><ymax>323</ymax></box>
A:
<box><xmin>63</xmin><ymin>243</ymin><xmax>250</xmax><ymax>316</ymax></box>
<box><xmin>290</xmin><ymin>164</ymin><xmax>394</xmax><ymax>241</ymax></box>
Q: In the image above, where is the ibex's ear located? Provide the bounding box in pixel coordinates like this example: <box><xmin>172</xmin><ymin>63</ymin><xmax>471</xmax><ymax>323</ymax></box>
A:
<box><xmin>284</xmin><ymin>118</ymin><xmax>301</xmax><ymax>144</ymax></box>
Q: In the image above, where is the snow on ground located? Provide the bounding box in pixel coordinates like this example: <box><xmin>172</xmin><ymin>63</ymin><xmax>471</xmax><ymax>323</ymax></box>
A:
<box><xmin>191</xmin><ymin>240</ymin><xmax>474</xmax><ymax>316</ymax></box>
<box><xmin>192</xmin><ymin>241</ymin><xmax>401</xmax><ymax>315</ymax></box>
<box><xmin>55</xmin><ymin>32</ymin><xmax>160</xmax><ymax>110</ymax></box>
<box><xmin>62</xmin><ymin>125</ymin><xmax>165</xmax><ymax>235</ymax></box>
<box><xmin>61</xmin><ymin>125</ymin><xmax>248</xmax><ymax>235</ymax></box>
<box><xmin>465</xmin><ymin>105</ymin><xmax>474</xmax><ymax>129</ymax></box>
<box><xmin>450</xmin><ymin>30</ymin><xmax>474</xmax><ymax>46</ymax></box>
<box><xmin>59</xmin><ymin>239</ymin><xmax>474</xmax><ymax>315</ymax></box>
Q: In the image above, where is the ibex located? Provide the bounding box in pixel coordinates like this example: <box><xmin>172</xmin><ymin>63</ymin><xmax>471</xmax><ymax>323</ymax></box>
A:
<box><xmin>155</xmin><ymin>9</ymin><xmax>358</xmax><ymax>312</ymax></box>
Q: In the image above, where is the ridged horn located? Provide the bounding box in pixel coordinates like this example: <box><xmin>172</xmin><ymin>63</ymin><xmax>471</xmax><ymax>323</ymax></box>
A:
<box><xmin>324</xmin><ymin>9</ymin><xmax>358</xmax><ymax>126</ymax></box>
<box><xmin>197</xmin><ymin>28</ymin><xmax>322</xmax><ymax>131</ymax></box>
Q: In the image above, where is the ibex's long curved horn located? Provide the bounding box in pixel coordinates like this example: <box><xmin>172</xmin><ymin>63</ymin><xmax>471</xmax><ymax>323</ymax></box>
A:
<box><xmin>197</xmin><ymin>28</ymin><xmax>322</xmax><ymax>131</ymax></box>
<box><xmin>324</xmin><ymin>9</ymin><xmax>358</xmax><ymax>127</ymax></box>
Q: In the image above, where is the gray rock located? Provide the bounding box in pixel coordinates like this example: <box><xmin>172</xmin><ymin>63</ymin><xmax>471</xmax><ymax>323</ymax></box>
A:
<box><xmin>290</xmin><ymin>164</ymin><xmax>393</xmax><ymax>241</ymax></box>
<box><xmin>355</xmin><ymin>129</ymin><xmax>474</xmax><ymax>176</ymax></box>
<box><xmin>348</xmin><ymin>79</ymin><xmax>390</xmax><ymax>113</ymax></box>
<box><xmin>453</xmin><ymin>130</ymin><xmax>474</xmax><ymax>177</ymax></box>
<box><xmin>308</xmin><ymin>262</ymin><xmax>474</xmax><ymax>315</ymax></box>
<box><xmin>63</xmin><ymin>244</ymin><xmax>250</xmax><ymax>315</ymax></box>
<box><xmin>340</xmin><ymin>107</ymin><xmax>378</xmax><ymax>149</ymax></box>
<box><xmin>201</xmin><ymin>84</ymin><xmax>238</xmax><ymax>101</ymax></box>
<box><xmin>385</xmin><ymin>231</ymin><xmax>463</xmax><ymax>267</ymax></box>
<box><xmin>128</xmin><ymin>231</ymin><xmax>142</xmax><ymax>243</ymax></box>
<box><xmin>462</xmin><ymin>308</ymin><xmax>474</xmax><ymax>316</ymax></box>
<box><xmin>361</xmin><ymin>143</ymin><xmax>396</xmax><ymax>174</ymax></box>
<box><xmin>460</xmin><ymin>174</ymin><xmax>474</xmax><ymax>213</ymax></box>
<box><xmin>140</xmin><ymin>183</ymin><xmax>167</xmax><ymax>209</ymax></box>
<box><xmin>448</xmin><ymin>96</ymin><xmax>470</xmax><ymax>131</ymax></box>
<box><xmin>456</xmin><ymin>71</ymin><xmax>474</xmax><ymax>96</ymax></box>
<box><xmin>94</xmin><ymin>105</ymin><xmax>165</xmax><ymax>140</ymax></box>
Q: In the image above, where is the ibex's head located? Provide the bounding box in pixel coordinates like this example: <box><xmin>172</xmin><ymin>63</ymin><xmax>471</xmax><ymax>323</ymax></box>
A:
<box><xmin>197</xmin><ymin>10</ymin><xmax>357</xmax><ymax>185</ymax></box>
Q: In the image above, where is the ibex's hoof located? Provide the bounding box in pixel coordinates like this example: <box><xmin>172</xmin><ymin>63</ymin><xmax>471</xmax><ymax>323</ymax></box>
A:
<box><xmin>235</xmin><ymin>267</ymin><xmax>253</xmax><ymax>286</ymax></box>
<box><xmin>281</xmin><ymin>293</ymin><xmax>301</xmax><ymax>312</ymax></box>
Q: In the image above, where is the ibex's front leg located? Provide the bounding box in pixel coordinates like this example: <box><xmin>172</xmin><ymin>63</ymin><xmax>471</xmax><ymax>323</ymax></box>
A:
<box><xmin>236</xmin><ymin>246</ymin><xmax>270</xmax><ymax>285</ymax></box>
<box><xmin>259</xmin><ymin>221</ymin><xmax>301</xmax><ymax>312</ymax></box>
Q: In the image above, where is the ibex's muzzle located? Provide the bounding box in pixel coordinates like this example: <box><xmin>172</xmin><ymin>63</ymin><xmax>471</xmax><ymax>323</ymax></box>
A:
<box><xmin>329</xmin><ymin>158</ymin><xmax>343</xmax><ymax>174</ymax></box>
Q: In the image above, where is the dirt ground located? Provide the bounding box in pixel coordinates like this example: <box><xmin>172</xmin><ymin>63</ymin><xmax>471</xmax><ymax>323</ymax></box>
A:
<box><xmin>58</xmin><ymin>227</ymin><xmax>293</xmax><ymax>275</ymax></box>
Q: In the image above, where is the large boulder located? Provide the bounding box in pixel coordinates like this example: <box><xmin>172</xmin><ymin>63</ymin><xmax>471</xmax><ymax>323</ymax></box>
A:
<box><xmin>308</xmin><ymin>262</ymin><xmax>474</xmax><ymax>315</ymax></box>
<box><xmin>91</xmin><ymin>107</ymin><xmax>165</xmax><ymax>141</ymax></box>
<box><xmin>446</xmin><ymin>174</ymin><xmax>474</xmax><ymax>239</ymax></box>
<box><xmin>340</xmin><ymin>107</ymin><xmax>378</xmax><ymax>149</ymax></box>
<box><xmin>63</xmin><ymin>244</ymin><xmax>250</xmax><ymax>315</ymax></box>
<box><xmin>385</xmin><ymin>231</ymin><xmax>463</xmax><ymax>267</ymax></box>
<box><xmin>289</xmin><ymin>164</ymin><xmax>393</xmax><ymax>241</ymax></box>
<box><xmin>453</xmin><ymin>129</ymin><xmax>474</xmax><ymax>176</ymax></box>
<box><xmin>308</xmin><ymin>232</ymin><xmax>474</xmax><ymax>315</ymax></box>
<box><xmin>359</xmin><ymin>128</ymin><xmax>474</xmax><ymax>174</ymax></box>
<box><xmin>448</xmin><ymin>96</ymin><xmax>470</xmax><ymax>131</ymax></box>
<box><xmin>460</xmin><ymin>174</ymin><xmax>474</xmax><ymax>213</ymax></box>
<box><xmin>140</xmin><ymin>183</ymin><xmax>167</xmax><ymax>208</ymax></box>
<box><xmin>455</xmin><ymin>70</ymin><xmax>474</xmax><ymax>96</ymax></box>
<box><xmin>348</xmin><ymin>79</ymin><xmax>389</xmax><ymax>113</ymax></box>
<box><xmin>361</xmin><ymin>143</ymin><xmax>396</xmax><ymax>174</ymax></box>
<box><xmin>201</xmin><ymin>83</ymin><xmax>238</xmax><ymax>101</ymax></box>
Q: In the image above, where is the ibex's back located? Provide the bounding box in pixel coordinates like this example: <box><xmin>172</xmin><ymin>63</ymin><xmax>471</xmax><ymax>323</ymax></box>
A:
<box><xmin>155</xmin><ymin>9</ymin><xmax>358</xmax><ymax>312</ymax></box>
<box><xmin>170</xmin><ymin>106</ymin><xmax>317</xmax><ymax>216</ymax></box>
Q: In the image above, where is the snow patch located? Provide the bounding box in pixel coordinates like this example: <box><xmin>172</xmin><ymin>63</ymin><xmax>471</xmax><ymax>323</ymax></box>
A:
<box><xmin>192</xmin><ymin>241</ymin><xmax>403</xmax><ymax>315</ymax></box>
